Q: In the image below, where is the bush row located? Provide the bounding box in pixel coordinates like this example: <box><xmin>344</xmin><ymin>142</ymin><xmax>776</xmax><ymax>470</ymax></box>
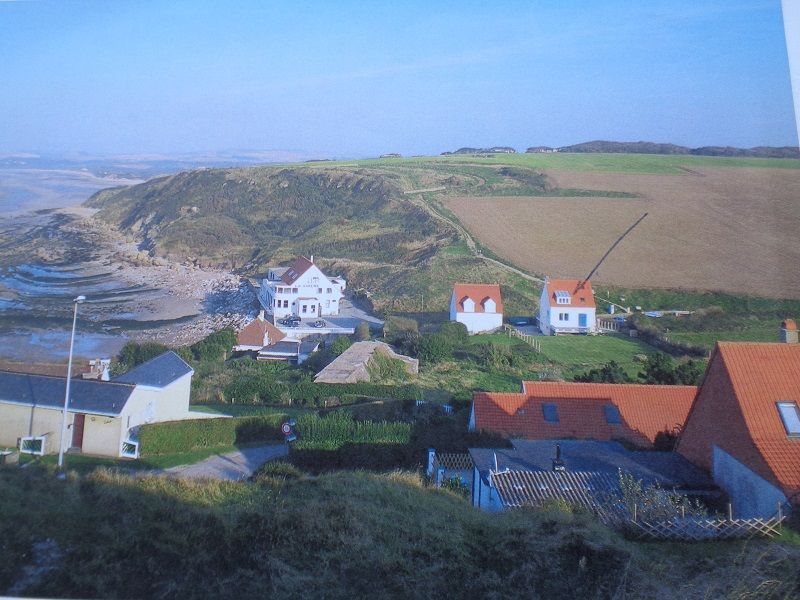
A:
<box><xmin>138</xmin><ymin>414</ymin><xmax>289</xmax><ymax>456</ymax></box>
<box><xmin>223</xmin><ymin>377</ymin><xmax>422</xmax><ymax>406</ymax></box>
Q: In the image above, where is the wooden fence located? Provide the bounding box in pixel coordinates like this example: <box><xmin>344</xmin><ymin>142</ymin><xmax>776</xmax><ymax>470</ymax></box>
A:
<box><xmin>503</xmin><ymin>325</ymin><xmax>541</xmax><ymax>352</ymax></box>
<box><xmin>626</xmin><ymin>514</ymin><xmax>785</xmax><ymax>541</ymax></box>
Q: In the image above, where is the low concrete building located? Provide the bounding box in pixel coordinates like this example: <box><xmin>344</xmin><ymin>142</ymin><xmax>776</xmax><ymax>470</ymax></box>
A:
<box><xmin>0</xmin><ymin>351</ymin><xmax>205</xmax><ymax>459</ymax></box>
<box><xmin>314</xmin><ymin>341</ymin><xmax>418</xmax><ymax>384</ymax></box>
<box><xmin>450</xmin><ymin>283</ymin><xmax>503</xmax><ymax>334</ymax></box>
<box><xmin>469</xmin><ymin>439</ymin><xmax>713</xmax><ymax>513</ymax></box>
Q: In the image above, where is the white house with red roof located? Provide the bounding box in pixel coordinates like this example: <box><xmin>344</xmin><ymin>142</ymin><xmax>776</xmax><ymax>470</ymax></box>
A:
<box><xmin>260</xmin><ymin>256</ymin><xmax>346</xmax><ymax>320</ymax></box>
<box><xmin>449</xmin><ymin>283</ymin><xmax>504</xmax><ymax>334</ymax></box>
<box><xmin>538</xmin><ymin>277</ymin><xmax>597</xmax><ymax>335</ymax></box>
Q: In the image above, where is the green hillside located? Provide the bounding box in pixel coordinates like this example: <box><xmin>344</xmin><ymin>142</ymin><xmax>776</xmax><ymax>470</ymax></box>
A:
<box><xmin>86</xmin><ymin>152</ymin><xmax>800</xmax><ymax>316</ymax></box>
<box><xmin>2</xmin><ymin>467</ymin><xmax>797</xmax><ymax>598</ymax></box>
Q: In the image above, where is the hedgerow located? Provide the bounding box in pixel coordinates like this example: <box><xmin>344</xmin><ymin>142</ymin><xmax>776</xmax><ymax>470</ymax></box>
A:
<box><xmin>139</xmin><ymin>414</ymin><xmax>290</xmax><ymax>456</ymax></box>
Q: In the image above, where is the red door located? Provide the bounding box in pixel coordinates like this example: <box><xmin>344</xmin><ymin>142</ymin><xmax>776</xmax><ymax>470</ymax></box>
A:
<box><xmin>71</xmin><ymin>414</ymin><xmax>85</xmax><ymax>449</ymax></box>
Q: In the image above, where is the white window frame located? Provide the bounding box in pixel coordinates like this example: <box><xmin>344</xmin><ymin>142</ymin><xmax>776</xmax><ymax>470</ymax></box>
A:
<box><xmin>777</xmin><ymin>401</ymin><xmax>800</xmax><ymax>436</ymax></box>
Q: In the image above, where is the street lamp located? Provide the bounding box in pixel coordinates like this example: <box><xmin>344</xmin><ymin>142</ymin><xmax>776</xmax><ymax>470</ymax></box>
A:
<box><xmin>58</xmin><ymin>295</ymin><xmax>86</xmax><ymax>471</ymax></box>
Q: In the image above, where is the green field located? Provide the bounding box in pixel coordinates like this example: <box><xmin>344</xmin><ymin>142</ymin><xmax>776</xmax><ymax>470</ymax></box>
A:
<box><xmin>297</xmin><ymin>152</ymin><xmax>800</xmax><ymax>174</ymax></box>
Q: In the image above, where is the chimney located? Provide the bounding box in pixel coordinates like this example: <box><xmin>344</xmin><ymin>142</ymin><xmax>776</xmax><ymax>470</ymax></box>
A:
<box><xmin>258</xmin><ymin>309</ymin><xmax>265</xmax><ymax>321</ymax></box>
<box><xmin>310</xmin><ymin>255</ymin><xmax>314</xmax><ymax>263</ymax></box>
<box><xmin>779</xmin><ymin>319</ymin><xmax>798</xmax><ymax>344</ymax></box>
<box><xmin>552</xmin><ymin>444</ymin><xmax>566</xmax><ymax>472</ymax></box>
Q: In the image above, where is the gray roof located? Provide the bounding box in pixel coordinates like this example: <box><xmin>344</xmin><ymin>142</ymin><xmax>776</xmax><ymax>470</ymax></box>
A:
<box><xmin>470</xmin><ymin>439</ymin><xmax>713</xmax><ymax>490</ymax></box>
<box><xmin>114</xmin><ymin>351</ymin><xmax>193</xmax><ymax>387</ymax></box>
<box><xmin>491</xmin><ymin>470</ymin><xmax>620</xmax><ymax>512</ymax></box>
<box><xmin>0</xmin><ymin>371</ymin><xmax>135</xmax><ymax>416</ymax></box>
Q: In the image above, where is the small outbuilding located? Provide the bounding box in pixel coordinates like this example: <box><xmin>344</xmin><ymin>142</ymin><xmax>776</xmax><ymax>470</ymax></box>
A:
<box><xmin>449</xmin><ymin>283</ymin><xmax>503</xmax><ymax>334</ymax></box>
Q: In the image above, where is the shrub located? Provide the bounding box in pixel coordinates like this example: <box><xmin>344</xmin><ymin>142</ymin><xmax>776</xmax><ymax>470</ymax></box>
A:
<box><xmin>329</xmin><ymin>336</ymin><xmax>353</xmax><ymax>357</ymax></box>
<box><xmin>354</xmin><ymin>322</ymin><xmax>370</xmax><ymax>341</ymax></box>
<box><xmin>383</xmin><ymin>315</ymin><xmax>418</xmax><ymax>340</ymax></box>
<box><xmin>188</xmin><ymin>329</ymin><xmax>236</xmax><ymax>362</ymax></box>
<box><xmin>393</xmin><ymin>330</ymin><xmax>420</xmax><ymax>357</ymax></box>
<box><xmin>234</xmin><ymin>414</ymin><xmax>289</xmax><ymax>443</ymax></box>
<box><xmin>251</xmin><ymin>460</ymin><xmax>304</xmax><ymax>483</ymax></box>
<box><xmin>113</xmin><ymin>341</ymin><xmax>170</xmax><ymax>375</ymax></box>
<box><xmin>438</xmin><ymin>321</ymin><xmax>469</xmax><ymax>345</ymax></box>
<box><xmin>366</xmin><ymin>350</ymin><xmax>411</xmax><ymax>382</ymax></box>
<box><xmin>575</xmin><ymin>361</ymin><xmax>632</xmax><ymax>383</ymax></box>
<box><xmin>419</xmin><ymin>333</ymin><xmax>454</xmax><ymax>363</ymax></box>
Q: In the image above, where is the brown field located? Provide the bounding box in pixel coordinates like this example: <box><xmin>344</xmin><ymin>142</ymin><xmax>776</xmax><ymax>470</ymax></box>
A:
<box><xmin>444</xmin><ymin>166</ymin><xmax>800</xmax><ymax>297</ymax></box>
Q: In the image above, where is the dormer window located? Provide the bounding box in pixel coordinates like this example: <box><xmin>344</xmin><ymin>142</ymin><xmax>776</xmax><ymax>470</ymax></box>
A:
<box><xmin>555</xmin><ymin>290</ymin><xmax>571</xmax><ymax>305</ymax></box>
<box><xmin>777</xmin><ymin>401</ymin><xmax>800</xmax><ymax>437</ymax></box>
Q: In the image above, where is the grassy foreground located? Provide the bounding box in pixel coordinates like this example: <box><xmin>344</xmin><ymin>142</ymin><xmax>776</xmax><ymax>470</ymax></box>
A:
<box><xmin>2</xmin><ymin>467</ymin><xmax>798</xmax><ymax>599</ymax></box>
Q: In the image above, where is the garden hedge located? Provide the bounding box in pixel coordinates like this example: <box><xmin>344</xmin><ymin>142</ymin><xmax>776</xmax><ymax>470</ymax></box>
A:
<box><xmin>139</xmin><ymin>414</ymin><xmax>290</xmax><ymax>456</ymax></box>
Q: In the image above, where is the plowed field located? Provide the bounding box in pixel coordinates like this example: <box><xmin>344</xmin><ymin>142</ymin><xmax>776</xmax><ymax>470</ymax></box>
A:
<box><xmin>444</xmin><ymin>166</ymin><xmax>800</xmax><ymax>297</ymax></box>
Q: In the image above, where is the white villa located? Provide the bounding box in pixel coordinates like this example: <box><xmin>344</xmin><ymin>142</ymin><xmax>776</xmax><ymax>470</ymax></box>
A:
<box><xmin>450</xmin><ymin>283</ymin><xmax>504</xmax><ymax>334</ymax></box>
<box><xmin>260</xmin><ymin>256</ymin><xmax>346</xmax><ymax>320</ymax></box>
<box><xmin>538</xmin><ymin>278</ymin><xmax>597</xmax><ymax>335</ymax></box>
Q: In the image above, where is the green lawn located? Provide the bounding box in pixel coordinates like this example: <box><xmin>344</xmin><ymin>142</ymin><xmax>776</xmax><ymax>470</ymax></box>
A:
<box><xmin>537</xmin><ymin>334</ymin><xmax>657</xmax><ymax>378</ymax></box>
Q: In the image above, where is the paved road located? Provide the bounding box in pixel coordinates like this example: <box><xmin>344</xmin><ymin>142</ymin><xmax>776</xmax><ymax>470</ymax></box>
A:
<box><xmin>162</xmin><ymin>444</ymin><xmax>288</xmax><ymax>480</ymax></box>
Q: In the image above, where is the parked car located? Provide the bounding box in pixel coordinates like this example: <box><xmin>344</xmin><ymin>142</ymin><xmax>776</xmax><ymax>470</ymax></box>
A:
<box><xmin>310</xmin><ymin>320</ymin><xmax>326</xmax><ymax>328</ymax></box>
<box><xmin>508</xmin><ymin>317</ymin><xmax>530</xmax><ymax>326</ymax></box>
<box><xmin>280</xmin><ymin>316</ymin><xmax>301</xmax><ymax>325</ymax></box>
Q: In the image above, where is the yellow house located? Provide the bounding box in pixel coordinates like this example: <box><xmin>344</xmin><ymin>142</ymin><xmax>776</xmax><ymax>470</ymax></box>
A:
<box><xmin>0</xmin><ymin>351</ymin><xmax>200</xmax><ymax>459</ymax></box>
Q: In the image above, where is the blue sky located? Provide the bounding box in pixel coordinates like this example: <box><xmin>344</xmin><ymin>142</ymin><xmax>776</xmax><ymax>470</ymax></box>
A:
<box><xmin>0</xmin><ymin>0</ymin><xmax>797</xmax><ymax>157</ymax></box>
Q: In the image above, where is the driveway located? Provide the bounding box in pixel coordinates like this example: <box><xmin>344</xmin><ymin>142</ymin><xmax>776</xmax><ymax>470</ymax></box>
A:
<box><xmin>161</xmin><ymin>444</ymin><xmax>288</xmax><ymax>480</ymax></box>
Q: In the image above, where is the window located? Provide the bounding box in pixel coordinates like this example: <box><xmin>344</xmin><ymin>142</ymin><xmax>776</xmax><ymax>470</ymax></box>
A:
<box><xmin>542</xmin><ymin>403</ymin><xmax>559</xmax><ymax>423</ymax></box>
<box><xmin>327</xmin><ymin>288</ymin><xmax>332</xmax><ymax>294</ymax></box>
<box><xmin>555</xmin><ymin>290</ymin><xmax>571</xmax><ymax>305</ymax></box>
<box><xmin>604</xmin><ymin>404</ymin><xmax>622</xmax><ymax>425</ymax></box>
<box><xmin>312</xmin><ymin>276</ymin><xmax>319</xmax><ymax>285</ymax></box>
<box><xmin>558</xmin><ymin>313</ymin><xmax>568</xmax><ymax>321</ymax></box>
<box><xmin>302</xmin><ymin>305</ymin><xmax>307</xmax><ymax>313</ymax></box>
<box><xmin>777</xmin><ymin>402</ymin><xmax>800</xmax><ymax>436</ymax></box>
<box><xmin>292</xmin><ymin>287</ymin><xmax>298</xmax><ymax>293</ymax></box>
<box><xmin>283</xmin><ymin>300</ymin><xmax>289</xmax><ymax>308</ymax></box>
<box><xmin>318</xmin><ymin>288</ymin><xmax>322</xmax><ymax>294</ymax></box>
<box><xmin>325</xmin><ymin>300</ymin><xmax>330</xmax><ymax>308</ymax></box>
<box><xmin>311</xmin><ymin>305</ymin><xmax>316</xmax><ymax>312</ymax></box>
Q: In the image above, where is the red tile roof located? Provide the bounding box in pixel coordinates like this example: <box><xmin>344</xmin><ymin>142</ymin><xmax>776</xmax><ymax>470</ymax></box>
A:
<box><xmin>677</xmin><ymin>342</ymin><xmax>800</xmax><ymax>499</ymax></box>
<box><xmin>473</xmin><ymin>382</ymin><xmax>697</xmax><ymax>448</ymax></box>
<box><xmin>545</xmin><ymin>279</ymin><xmax>596</xmax><ymax>308</ymax></box>
<box><xmin>281</xmin><ymin>256</ymin><xmax>315</xmax><ymax>285</ymax></box>
<box><xmin>236</xmin><ymin>317</ymin><xmax>286</xmax><ymax>348</ymax></box>
<box><xmin>452</xmin><ymin>283</ymin><xmax>503</xmax><ymax>314</ymax></box>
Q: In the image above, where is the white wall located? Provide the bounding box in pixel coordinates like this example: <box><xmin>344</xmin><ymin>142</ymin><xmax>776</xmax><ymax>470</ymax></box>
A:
<box><xmin>455</xmin><ymin>312</ymin><xmax>503</xmax><ymax>334</ymax></box>
<box><xmin>712</xmin><ymin>446</ymin><xmax>788</xmax><ymax>518</ymax></box>
<box><xmin>122</xmin><ymin>372</ymin><xmax>192</xmax><ymax>431</ymax></box>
